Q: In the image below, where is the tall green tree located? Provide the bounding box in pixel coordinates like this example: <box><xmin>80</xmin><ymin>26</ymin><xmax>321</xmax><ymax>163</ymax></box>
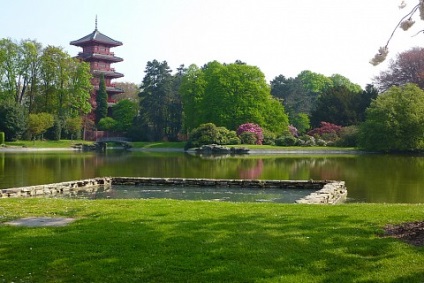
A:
<box><xmin>112</xmin><ymin>99</ymin><xmax>138</xmax><ymax>133</ymax></box>
<box><xmin>359</xmin><ymin>83</ymin><xmax>424</xmax><ymax>152</ymax></box>
<box><xmin>180</xmin><ymin>64</ymin><xmax>206</xmax><ymax>134</ymax></box>
<box><xmin>138</xmin><ymin>60</ymin><xmax>182</xmax><ymax>141</ymax></box>
<box><xmin>0</xmin><ymin>101</ymin><xmax>27</xmax><ymax>141</ymax></box>
<box><xmin>95</xmin><ymin>74</ymin><xmax>108</xmax><ymax>125</ymax></box>
<box><xmin>180</xmin><ymin>61</ymin><xmax>288</xmax><ymax>134</ymax></box>
<box><xmin>28</xmin><ymin>112</ymin><xmax>54</xmax><ymax>140</ymax></box>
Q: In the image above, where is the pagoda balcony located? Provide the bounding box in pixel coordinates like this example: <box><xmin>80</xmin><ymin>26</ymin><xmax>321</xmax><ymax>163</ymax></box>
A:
<box><xmin>92</xmin><ymin>69</ymin><xmax>124</xmax><ymax>78</ymax></box>
<box><xmin>78</xmin><ymin>52</ymin><xmax>123</xmax><ymax>62</ymax></box>
<box><xmin>93</xmin><ymin>85</ymin><xmax>124</xmax><ymax>94</ymax></box>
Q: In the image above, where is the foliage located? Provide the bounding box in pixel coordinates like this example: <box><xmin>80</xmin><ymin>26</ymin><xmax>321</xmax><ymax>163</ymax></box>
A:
<box><xmin>63</xmin><ymin>117</ymin><xmax>83</xmax><ymax>140</ymax></box>
<box><xmin>275</xmin><ymin>134</ymin><xmax>297</xmax><ymax>146</ymax></box>
<box><xmin>262</xmin><ymin>129</ymin><xmax>277</xmax><ymax>145</ymax></box>
<box><xmin>270</xmin><ymin>71</ymin><xmax>361</xmax><ymax>121</ymax></box>
<box><xmin>0</xmin><ymin>38</ymin><xmax>92</xmax><ymax>141</ymax></box>
<box><xmin>374</xmin><ymin>47</ymin><xmax>424</xmax><ymax>92</ymax></box>
<box><xmin>97</xmin><ymin>117</ymin><xmax>118</xmax><ymax>131</ymax></box>
<box><xmin>111</xmin><ymin>99</ymin><xmax>138</xmax><ymax>133</ymax></box>
<box><xmin>291</xmin><ymin>113</ymin><xmax>310</xmax><ymax>134</ymax></box>
<box><xmin>185</xmin><ymin>123</ymin><xmax>239</xmax><ymax>149</ymax></box>
<box><xmin>0</xmin><ymin>132</ymin><xmax>4</xmax><ymax>144</ymax></box>
<box><xmin>113</xmin><ymin>82</ymin><xmax>139</xmax><ymax>101</ymax></box>
<box><xmin>359</xmin><ymin>83</ymin><xmax>424</xmax><ymax>152</ymax></box>
<box><xmin>95</xmin><ymin>74</ymin><xmax>108</xmax><ymax>125</ymax></box>
<box><xmin>236</xmin><ymin>123</ymin><xmax>264</xmax><ymax>145</ymax></box>
<box><xmin>310</xmin><ymin>85</ymin><xmax>363</xmax><ymax>127</ymax></box>
<box><xmin>180</xmin><ymin>61</ymin><xmax>288</xmax><ymax>133</ymax></box>
<box><xmin>138</xmin><ymin>60</ymin><xmax>183</xmax><ymax>141</ymax></box>
<box><xmin>239</xmin><ymin>131</ymin><xmax>257</xmax><ymax>145</ymax></box>
<box><xmin>0</xmin><ymin>101</ymin><xmax>27</xmax><ymax>141</ymax></box>
<box><xmin>335</xmin><ymin>125</ymin><xmax>359</xmax><ymax>147</ymax></box>
<box><xmin>308</xmin><ymin>122</ymin><xmax>342</xmax><ymax>142</ymax></box>
<box><xmin>27</xmin><ymin>112</ymin><xmax>54</xmax><ymax>140</ymax></box>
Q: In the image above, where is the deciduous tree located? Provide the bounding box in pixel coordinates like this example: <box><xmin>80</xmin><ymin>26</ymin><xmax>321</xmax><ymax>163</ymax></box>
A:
<box><xmin>374</xmin><ymin>47</ymin><xmax>424</xmax><ymax>91</ymax></box>
<box><xmin>359</xmin><ymin>83</ymin><xmax>424</xmax><ymax>151</ymax></box>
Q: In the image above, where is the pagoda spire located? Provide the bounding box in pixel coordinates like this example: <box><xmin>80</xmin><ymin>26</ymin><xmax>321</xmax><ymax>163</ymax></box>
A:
<box><xmin>95</xmin><ymin>15</ymin><xmax>98</xmax><ymax>31</ymax></box>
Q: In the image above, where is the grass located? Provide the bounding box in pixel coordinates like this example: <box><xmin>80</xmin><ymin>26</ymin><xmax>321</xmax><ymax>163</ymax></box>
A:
<box><xmin>0</xmin><ymin>199</ymin><xmax>423</xmax><ymax>282</ymax></box>
<box><xmin>5</xmin><ymin>140</ymin><xmax>90</xmax><ymax>148</ymax></box>
<box><xmin>130</xmin><ymin>141</ymin><xmax>186</xmax><ymax>149</ymax></box>
<box><xmin>4</xmin><ymin>140</ymin><xmax>358</xmax><ymax>152</ymax></box>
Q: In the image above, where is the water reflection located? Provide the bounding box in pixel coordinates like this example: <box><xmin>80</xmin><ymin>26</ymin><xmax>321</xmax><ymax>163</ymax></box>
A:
<box><xmin>1</xmin><ymin>151</ymin><xmax>424</xmax><ymax>203</ymax></box>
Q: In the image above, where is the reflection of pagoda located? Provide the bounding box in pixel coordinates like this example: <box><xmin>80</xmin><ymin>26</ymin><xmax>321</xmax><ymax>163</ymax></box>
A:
<box><xmin>70</xmin><ymin>19</ymin><xmax>124</xmax><ymax>110</ymax></box>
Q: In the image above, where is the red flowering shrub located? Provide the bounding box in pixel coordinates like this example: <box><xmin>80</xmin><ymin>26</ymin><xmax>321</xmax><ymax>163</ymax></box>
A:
<box><xmin>236</xmin><ymin>123</ymin><xmax>264</xmax><ymax>145</ymax></box>
<box><xmin>307</xmin><ymin>122</ymin><xmax>342</xmax><ymax>142</ymax></box>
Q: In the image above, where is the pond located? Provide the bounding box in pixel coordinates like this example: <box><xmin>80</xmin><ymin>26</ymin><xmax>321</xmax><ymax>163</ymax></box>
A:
<box><xmin>1</xmin><ymin>150</ymin><xmax>424</xmax><ymax>203</ymax></box>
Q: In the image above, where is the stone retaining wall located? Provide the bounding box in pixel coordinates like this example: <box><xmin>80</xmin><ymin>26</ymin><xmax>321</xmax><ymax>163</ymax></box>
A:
<box><xmin>1</xmin><ymin>177</ymin><xmax>347</xmax><ymax>204</ymax></box>
<box><xmin>1</xmin><ymin>178</ymin><xmax>112</xmax><ymax>198</ymax></box>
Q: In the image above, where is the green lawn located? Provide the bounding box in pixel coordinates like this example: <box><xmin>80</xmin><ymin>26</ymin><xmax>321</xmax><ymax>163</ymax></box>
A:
<box><xmin>5</xmin><ymin>140</ymin><xmax>90</xmax><ymax>148</ymax></box>
<box><xmin>4</xmin><ymin>140</ymin><xmax>358</xmax><ymax>152</ymax></box>
<box><xmin>0</xmin><ymin>199</ymin><xmax>423</xmax><ymax>282</ymax></box>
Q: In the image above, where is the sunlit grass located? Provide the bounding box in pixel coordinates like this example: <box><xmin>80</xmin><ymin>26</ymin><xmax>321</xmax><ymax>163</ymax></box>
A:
<box><xmin>5</xmin><ymin>140</ymin><xmax>90</xmax><ymax>148</ymax></box>
<box><xmin>0</xmin><ymin>199</ymin><xmax>423</xmax><ymax>282</ymax></box>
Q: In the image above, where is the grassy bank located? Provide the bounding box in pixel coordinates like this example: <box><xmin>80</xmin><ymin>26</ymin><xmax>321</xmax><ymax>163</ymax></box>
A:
<box><xmin>5</xmin><ymin>140</ymin><xmax>90</xmax><ymax>148</ymax></box>
<box><xmin>0</xmin><ymin>199</ymin><xmax>423</xmax><ymax>282</ymax></box>
<box><xmin>4</xmin><ymin>140</ymin><xmax>358</xmax><ymax>152</ymax></box>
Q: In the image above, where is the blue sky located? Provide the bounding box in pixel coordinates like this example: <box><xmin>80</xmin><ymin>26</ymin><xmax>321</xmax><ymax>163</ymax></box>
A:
<box><xmin>1</xmin><ymin>0</ymin><xmax>422</xmax><ymax>88</ymax></box>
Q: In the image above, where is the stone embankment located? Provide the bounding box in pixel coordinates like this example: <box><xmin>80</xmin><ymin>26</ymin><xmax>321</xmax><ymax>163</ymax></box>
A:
<box><xmin>1</xmin><ymin>177</ymin><xmax>347</xmax><ymax>204</ymax></box>
<box><xmin>1</xmin><ymin>178</ymin><xmax>112</xmax><ymax>198</ymax></box>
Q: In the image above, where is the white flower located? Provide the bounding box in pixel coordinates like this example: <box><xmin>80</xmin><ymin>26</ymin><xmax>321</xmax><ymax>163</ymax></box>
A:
<box><xmin>400</xmin><ymin>18</ymin><xmax>415</xmax><ymax>30</ymax></box>
<box><xmin>369</xmin><ymin>47</ymin><xmax>389</xmax><ymax>66</ymax></box>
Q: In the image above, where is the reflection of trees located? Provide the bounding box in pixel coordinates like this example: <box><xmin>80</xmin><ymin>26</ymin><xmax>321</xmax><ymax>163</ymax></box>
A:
<box><xmin>238</xmin><ymin>160</ymin><xmax>264</xmax><ymax>179</ymax></box>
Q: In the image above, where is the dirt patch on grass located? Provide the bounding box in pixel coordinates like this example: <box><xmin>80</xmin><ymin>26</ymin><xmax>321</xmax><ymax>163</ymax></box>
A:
<box><xmin>383</xmin><ymin>221</ymin><xmax>424</xmax><ymax>247</ymax></box>
<box><xmin>4</xmin><ymin>217</ymin><xmax>76</xmax><ymax>227</ymax></box>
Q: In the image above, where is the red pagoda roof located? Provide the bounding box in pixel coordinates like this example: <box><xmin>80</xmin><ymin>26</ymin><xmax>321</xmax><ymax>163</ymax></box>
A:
<box><xmin>70</xmin><ymin>29</ymin><xmax>122</xmax><ymax>47</ymax></box>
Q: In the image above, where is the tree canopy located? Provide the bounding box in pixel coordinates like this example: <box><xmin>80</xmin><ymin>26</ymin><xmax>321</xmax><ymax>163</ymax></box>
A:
<box><xmin>374</xmin><ymin>47</ymin><xmax>424</xmax><ymax>92</ymax></box>
<box><xmin>180</xmin><ymin>61</ymin><xmax>288</xmax><ymax>134</ymax></box>
<box><xmin>359</xmin><ymin>83</ymin><xmax>424</xmax><ymax>152</ymax></box>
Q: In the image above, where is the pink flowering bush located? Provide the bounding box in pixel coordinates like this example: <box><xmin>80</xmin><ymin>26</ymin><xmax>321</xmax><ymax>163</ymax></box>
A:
<box><xmin>236</xmin><ymin>123</ymin><xmax>264</xmax><ymax>145</ymax></box>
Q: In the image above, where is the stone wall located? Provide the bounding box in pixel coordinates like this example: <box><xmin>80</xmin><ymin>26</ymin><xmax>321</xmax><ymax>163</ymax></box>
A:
<box><xmin>1</xmin><ymin>178</ymin><xmax>112</xmax><ymax>198</ymax></box>
<box><xmin>1</xmin><ymin>177</ymin><xmax>347</xmax><ymax>204</ymax></box>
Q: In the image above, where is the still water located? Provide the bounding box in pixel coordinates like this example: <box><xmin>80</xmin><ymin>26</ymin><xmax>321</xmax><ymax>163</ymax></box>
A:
<box><xmin>1</xmin><ymin>150</ymin><xmax>424</xmax><ymax>203</ymax></box>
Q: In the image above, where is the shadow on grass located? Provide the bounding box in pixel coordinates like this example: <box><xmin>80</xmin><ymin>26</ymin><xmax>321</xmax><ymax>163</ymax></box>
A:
<box><xmin>0</xmin><ymin>204</ymin><xmax>423</xmax><ymax>282</ymax></box>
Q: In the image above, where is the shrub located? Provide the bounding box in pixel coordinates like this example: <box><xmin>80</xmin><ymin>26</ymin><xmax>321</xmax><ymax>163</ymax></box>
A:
<box><xmin>336</xmin><ymin>126</ymin><xmax>359</xmax><ymax>147</ymax></box>
<box><xmin>307</xmin><ymin>121</ymin><xmax>342</xmax><ymax>142</ymax></box>
<box><xmin>0</xmin><ymin>132</ymin><xmax>4</xmax><ymax>144</ymax></box>
<box><xmin>28</xmin><ymin>113</ymin><xmax>54</xmax><ymax>140</ymax></box>
<box><xmin>298</xmin><ymin>135</ymin><xmax>316</xmax><ymax>146</ymax></box>
<box><xmin>262</xmin><ymin>129</ymin><xmax>277</xmax><ymax>146</ymax></box>
<box><xmin>275</xmin><ymin>134</ymin><xmax>297</xmax><ymax>146</ymax></box>
<box><xmin>288</xmin><ymin>125</ymin><xmax>298</xmax><ymax>137</ymax></box>
<box><xmin>97</xmin><ymin>117</ymin><xmax>118</xmax><ymax>131</ymax></box>
<box><xmin>240</xmin><ymin>131</ymin><xmax>257</xmax><ymax>145</ymax></box>
<box><xmin>185</xmin><ymin>123</ymin><xmax>239</xmax><ymax>149</ymax></box>
<box><xmin>236</xmin><ymin>123</ymin><xmax>264</xmax><ymax>145</ymax></box>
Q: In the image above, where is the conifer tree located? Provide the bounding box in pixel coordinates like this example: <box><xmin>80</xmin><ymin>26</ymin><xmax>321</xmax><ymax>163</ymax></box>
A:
<box><xmin>95</xmin><ymin>74</ymin><xmax>108</xmax><ymax>125</ymax></box>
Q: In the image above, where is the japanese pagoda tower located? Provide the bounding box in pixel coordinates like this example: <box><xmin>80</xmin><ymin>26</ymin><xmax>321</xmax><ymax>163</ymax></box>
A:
<box><xmin>70</xmin><ymin>19</ymin><xmax>124</xmax><ymax>112</ymax></box>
